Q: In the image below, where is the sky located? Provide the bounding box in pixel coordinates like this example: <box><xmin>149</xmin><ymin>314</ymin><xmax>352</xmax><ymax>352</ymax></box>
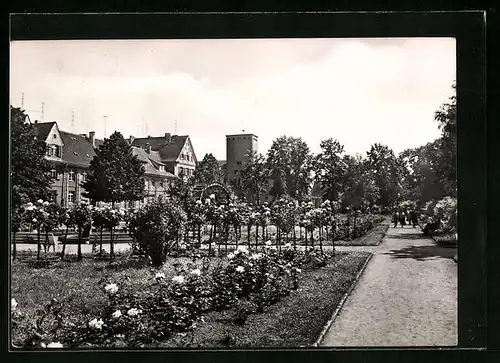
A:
<box><xmin>10</xmin><ymin>38</ymin><xmax>456</xmax><ymax>161</ymax></box>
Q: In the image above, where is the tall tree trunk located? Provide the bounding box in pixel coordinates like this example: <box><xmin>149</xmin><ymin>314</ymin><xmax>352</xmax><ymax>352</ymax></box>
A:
<box><xmin>293</xmin><ymin>224</ymin><xmax>297</xmax><ymax>250</ymax></box>
<box><xmin>247</xmin><ymin>224</ymin><xmax>251</xmax><ymax>249</ymax></box>
<box><xmin>310</xmin><ymin>229</ymin><xmax>314</xmax><ymax>248</ymax></box>
<box><xmin>234</xmin><ymin>225</ymin><xmax>239</xmax><ymax>249</ymax></box>
<box><xmin>37</xmin><ymin>228</ymin><xmax>41</xmax><ymax>263</ymax></box>
<box><xmin>198</xmin><ymin>224</ymin><xmax>201</xmax><ymax>245</ymax></box>
<box><xmin>304</xmin><ymin>228</ymin><xmax>308</xmax><ymax>248</ymax></box>
<box><xmin>100</xmin><ymin>227</ymin><xmax>103</xmax><ymax>254</ymax></box>
<box><xmin>44</xmin><ymin>230</ymin><xmax>49</xmax><ymax>254</ymax></box>
<box><xmin>110</xmin><ymin>226</ymin><xmax>115</xmax><ymax>260</ymax></box>
<box><xmin>12</xmin><ymin>231</ymin><xmax>17</xmax><ymax>260</ymax></box>
<box><xmin>61</xmin><ymin>225</ymin><xmax>69</xmax><ymax>259</ymax></box>
<box><xmin>77</xmin><ymin>227</ymin><xmax>82</xmax><ymax>261</ymax></box>
<box><xmin>319</xmin><ymin>228</ymin><xmax>324</xmax><ymax>255</ymax></box>
<box><xmin>255</xmin><ymin>225</ymin><xmax>259</xmax><ymax>248</ymax></box>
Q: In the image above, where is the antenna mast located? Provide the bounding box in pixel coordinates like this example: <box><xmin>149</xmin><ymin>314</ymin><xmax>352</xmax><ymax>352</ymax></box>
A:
<box><xmin>174</xmin><ymin>119</ymin><xmax>177</xmax><ymax>134</ymax></box>
<box><xmin>41</xmin><ymin>102</ymin><xmax>45</xmax><ymax>122</ymax></box>
<box><xmin>21</xmin><ymin>93</ymin><xmax>24</xmax><ymax>109</ymax></box>
<box><xmin>71</xmin><ymin>111</ymin><xmax>75</xmax><ymax>132</ymax></box>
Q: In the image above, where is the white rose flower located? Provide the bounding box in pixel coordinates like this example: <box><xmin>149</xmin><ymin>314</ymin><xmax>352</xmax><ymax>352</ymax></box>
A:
<box><xmin>155</xmin><ymin>272</ymin><xmax>166</xmax><ymax>279</ymax></box>
<box><xmin>205</xmin><ymin>198</ymin><xmax>211</xmax><ymax>204</ymax></box>
<box><xmin>88</xmin><ymin>318</ymin><xmax>104</xmax><ymax>330</ymax></box>
<box><xmin>295</xmin><ymin>268</ymin><xmax>302</xmax><ymax>273</ymax></box>
<box><xmin>284</xmin><ymin>243</ymin><xmax>292</xmax><ymax>249</ymax></box>
<box><xmin>104</xmin><ymin>283</ymin><xmax>118</xmax><ymax>295</ymax></box>
<box><xmin>265</xmin><ymin>240</ymin><xmax>272</xmax><ymax>246</ymax></box>
<box><xmin>127</xmin><ymin>308</ymin><xmax>142</xmax><ymax>317</ymax></box>
<box><xmin>236</xmin><ymin>266</ymin><xmax>245</xmax><ymax>273</ymax></box>
<box><xmin>111</xmin><ymin>310</ymin><xmax>122</xmax><ymax>319</ymax></box>
<box><xmin>47</xmin><ymin>342</ymin><xmax>63</xmax><ymax>348</ymax></box>
<box><xmin>210</xmin><ymin>194</ymin><xmax>215</xmax><ymax>199</ymax></box>
<box><xmin>11</xmin><ymin>298</ymin><xmax>18</xmax><ymax>311</ymax></box>
<box><xmin>227</xmin><ymin>252</ymin><xmax>235</xmax><ymax>260</ymax></box>
<box><xmin>236</xmin><ymin>246</ymin><xmax>249</xmax><ymax>254</ymax></box>
<box><xmin>172</xmin><ymin>275</ymin><xmax>185</xmax><ymax>284</ymax></box>
<box><xmin>40</xmin><ymin>342</ymin><xmax>46</xmax><ymax>348</ymax></box>
<box><xmin>37</xmin><ymin>199</ymin><xmax>44</xmax><ymax>204</ymax></box>
<box><xmin>32</xmin><ymin>218</ymin><xmax>37</xmax><ymax>223</ymax></box>
<box><xmin>190</xmin><ymin>268</ymin><xmax>201</xmax><ymax>277</ymax></box>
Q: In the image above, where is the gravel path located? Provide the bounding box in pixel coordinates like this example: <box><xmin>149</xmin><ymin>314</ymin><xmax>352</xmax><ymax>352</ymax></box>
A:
<box><xmin>320</xmin><ymin>224</ymin><xmax>457</xmax><ymax>347</ymax></box>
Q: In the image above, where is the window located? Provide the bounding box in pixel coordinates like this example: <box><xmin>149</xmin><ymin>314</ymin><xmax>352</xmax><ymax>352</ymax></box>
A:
<box><xmin>53</xmin><ymin>134</ymin><xmax>57</xmax><ymax>139</ymax></box>
<box><xmin>50</xmin><ymin>169</ymin><xmax>57</xmax><ymax>178</ymax></box>
<box><xmin>68</xmin><ymin>191</ymin><xmax>75</xmax><ymax>204</ymax></box>
<box><xmin>145</xmin><ymin>180</ymin><xmax>149</xmax><ymax>189</ymax></box>
<box><xmin>46</xmin><ymin>145</ymin><xmax>61</xmax><ymax>157</ymax></box>
<box><xmin>68</xmin><ymin>170</ymin><xmax>75</xmax><ymax>181</ymax></box>
<box><xmin>82</xmin><ymin>172</ymin><xmax>87</xmax><ymax>182</ymax></box>
<box><xmin>237</xmin><ymin>161</ymin><xmax>242</xmax><ymax>165</ymax></box>
<box><xmin>159</xmin><ymin>165</ymin><xmax>165</xmax><ymax>172</ymax></box>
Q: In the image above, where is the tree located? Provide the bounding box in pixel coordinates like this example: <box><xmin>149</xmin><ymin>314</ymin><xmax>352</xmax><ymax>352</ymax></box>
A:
<box><xmin>398</xmin><ymin>141</ymin><xmax>447</xmax><ymax>206</ymax></box>
<box><xmin>195</xmin><ymin>153</ymin><xmax>222</xmax><ymax>184</ymax></box>
<box><xmin>10</xmin><ymin>106</ymin><xmax>54</xmax><ymax>211</ymax></box>
<box><xmin>434</xmin><ymin>83</ymin><xmax>457</xmax><ymax>197</ymax></box>
<box><xmin>267</xmin><ymin>136</ymin><xmax>313</xmax><ymax>201</ymax></box>
<box><xmin>365</xmin><ymin>143</ymin><xmax>401</xmax><ymax>207</ymax></box>
<box><xmin>240</xmin><ymin>151</ymin><xmax>270</xmax><ymax>205</ymax></box>
<box><xmin>315</xmin><ymin>138</ymin><xmax>346</xmax><ymax>202</ymax></box>
<box><xmin>82</xmin><ymin>131</ymin><xmax>145</xmax><ymax>207</ymax></box>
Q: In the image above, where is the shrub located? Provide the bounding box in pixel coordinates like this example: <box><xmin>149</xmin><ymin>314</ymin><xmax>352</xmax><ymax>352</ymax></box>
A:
<box><xmin>127</xmin><ymin>198</ymin><xmax>188</xmax><ymax>267</ymax></box>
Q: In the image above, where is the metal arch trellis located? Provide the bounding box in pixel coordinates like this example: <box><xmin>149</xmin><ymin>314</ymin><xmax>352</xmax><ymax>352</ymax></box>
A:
<box><xmin>199</xmin><ymin>183</ymin><xmax>232</xmax><ymax>205</ymax></box>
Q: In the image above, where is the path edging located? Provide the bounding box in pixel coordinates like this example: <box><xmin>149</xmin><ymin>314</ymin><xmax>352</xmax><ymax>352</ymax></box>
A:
<box><xmin>312</xmin><ymin>252</ymin><xmax>374</xmax><ymax>347</ymax></box>
<box><xmin>418</xmin><ymin>223</ymin><xmax>457</xmax><ymax>264</ymax></box>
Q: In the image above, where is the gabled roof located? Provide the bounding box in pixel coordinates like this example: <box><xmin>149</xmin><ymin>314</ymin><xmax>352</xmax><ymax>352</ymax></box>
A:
<box><xmin>59</xmin><ymin>131</ymin><xmax>97</xmax><ymax>167</ymax></box>
<box><xmin>33</xmin><ymin>122</ymin><xmax>57</xmax><ymax>141</ymax></box>
<box><xmin>132</xmin><ymin>135</ymin><xmax>190</xmax><ymax>162</ymax></box>
<box><xmin>131</xmin><ymin>147</ymin><xmax>177</xmax><ymax>179</ymax></box>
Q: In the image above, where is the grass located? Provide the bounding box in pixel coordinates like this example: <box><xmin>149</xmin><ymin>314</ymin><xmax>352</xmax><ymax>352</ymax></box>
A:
<box><xmin>156</xmin><ymin>252</ymin><xmax>371</xmax><ymax>348</ymax></box>
<box><xmin>11</xmin><ymin>250</ymin><xmax>371</xmax><ymax>348</ymax></box>
<box><xmin>334</xmin><ymin>220</ymin><xmax>390</xmax><ymax>246</ymax></box>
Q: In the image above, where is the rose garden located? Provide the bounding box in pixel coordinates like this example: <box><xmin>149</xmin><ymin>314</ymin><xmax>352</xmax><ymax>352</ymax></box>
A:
<box><xmin>10</xmin><ymin>86</ymin><xmax>457</xmax><ymax>348</ymax></box>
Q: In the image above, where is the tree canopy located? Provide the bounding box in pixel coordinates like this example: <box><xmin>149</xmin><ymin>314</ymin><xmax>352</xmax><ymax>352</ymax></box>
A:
<box><xmin>82</xmin><ymin>131</ymin><xmax>145</xmax><ymax>205</ymax></box>
<box><xmin>10</xmin><ymin>106</ymin><xmax>54</xmax><ymax>211</ymax></box>
<box><xmin>195</xmin><ymin>153</ymin><xmax>223</xmax><ymax>184</ymax></box>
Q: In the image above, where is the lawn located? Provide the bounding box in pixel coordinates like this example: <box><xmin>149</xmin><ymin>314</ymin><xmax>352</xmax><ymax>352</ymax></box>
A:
<box><xmin>11</xmin><ymin>251</ymin><xmax>371</xmax><ymax>348</ymax></box>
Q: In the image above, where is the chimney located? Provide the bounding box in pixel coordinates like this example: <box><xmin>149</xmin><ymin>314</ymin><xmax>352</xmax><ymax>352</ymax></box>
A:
<box><xmin>129</xmin><ymin>135</ymin><xmax>135</xmax><ymax>145</ymax></box>
<box><xmin>88</xmin><ymin>131</ymin><xmax>95</xmax><ymax>147</ymax></box>
<box><xmin>165</xmin><ymin>133</ymin><xmax>171</xmax><ymax>143</ymax></box>
<box><xmin>34</xmin><ymin>120</ymin><xmax>38</xmax><ymax>124</ymax></box>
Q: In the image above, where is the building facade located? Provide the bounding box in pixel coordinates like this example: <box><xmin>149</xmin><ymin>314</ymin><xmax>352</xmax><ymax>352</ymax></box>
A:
<box><xmin>131</xmin><ymin>133</ymin><xmax>197</xmax><ymax>179</ymax></box>
<box><xmin>34</xmin><ymin>121</ymin><xmax>179</xmax><ymax>208</ymax></box>
<box><xmin>225</xmin><ymin>133</ymin><xmax>258</xmax><ymax>181</ymax></box>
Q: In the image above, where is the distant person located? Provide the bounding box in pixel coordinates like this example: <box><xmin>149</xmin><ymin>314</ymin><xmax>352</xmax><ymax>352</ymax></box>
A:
<box><xmin>409</xmin><ymin>210</ymin><xmax>418</xmax><ymax>228</ymax></box>
<box><xmin>399</xmin><ymin>212</ymin><xmax>406</xmax><ymax>228</ymax></box>
<box><xmin>392</xmin><ymin>211</ymin><xmax>399</xmax><ymax>228</ymax></box>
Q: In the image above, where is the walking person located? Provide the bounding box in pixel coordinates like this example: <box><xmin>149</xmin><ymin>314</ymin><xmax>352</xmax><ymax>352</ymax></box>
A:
<box><xmin>399</xmin><ymin>212</ymin><xmax>406</xmax><ymax>228</ymax></box>
<box><xmin>392</xmin><ymin>211</ymin><xmax>399</xmax><ymax>228</ymax></box>
<box><xmin>410</xmin><ymin>210</ymin><xmax>418</xmax><ymax>228</ymax></box>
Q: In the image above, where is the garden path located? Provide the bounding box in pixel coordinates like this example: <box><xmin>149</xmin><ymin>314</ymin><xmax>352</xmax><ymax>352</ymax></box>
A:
<box><xmin>319</xmin><ymin>224</ymin><xmax>457</xmax><ymax>347</ymax></box>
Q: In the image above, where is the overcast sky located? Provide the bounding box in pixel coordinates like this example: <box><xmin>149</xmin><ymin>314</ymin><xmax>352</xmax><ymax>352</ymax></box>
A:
<box><xmin>10</xmin><ymin>38</ymin><xmax>455</xmax><ymax>161</ymax></box>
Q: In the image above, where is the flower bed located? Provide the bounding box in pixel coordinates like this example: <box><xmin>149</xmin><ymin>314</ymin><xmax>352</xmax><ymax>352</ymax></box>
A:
<box><xmin>11</xmin><ymin>244</ymin><xmax>337</xmax><ymax>349</ymax></box>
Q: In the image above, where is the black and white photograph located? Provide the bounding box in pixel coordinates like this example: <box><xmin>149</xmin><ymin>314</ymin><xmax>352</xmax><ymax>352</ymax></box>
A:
<box><xmin>10</xmin><ymin>36</ymin><xmax>458</xmax><ymax>349</ymax></box>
